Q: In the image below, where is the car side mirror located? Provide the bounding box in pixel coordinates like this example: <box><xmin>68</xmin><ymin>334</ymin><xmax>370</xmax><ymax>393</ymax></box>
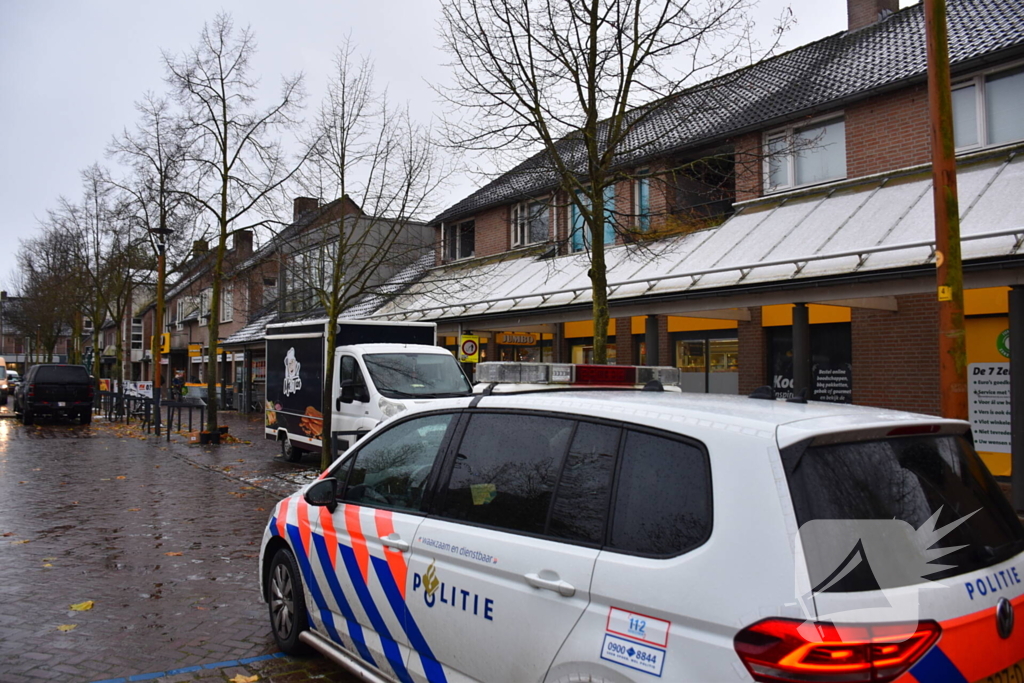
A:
<box><xmin>304</xmin><ymin>477</ymin><xmax>338</xmax><ymax>513</ymax></box>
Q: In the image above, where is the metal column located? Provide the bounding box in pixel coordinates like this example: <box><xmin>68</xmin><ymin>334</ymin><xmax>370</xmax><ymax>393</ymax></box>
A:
<box><xmin>645</xmin><ymin>315</ymin><xmax>659</xmax><ymax>366</ymax></box>
<box><xmin>793</xmin><ymin>303</ymin><xmax>811</xmax><ymax>398</ymax></box>
<box><xmin>1010</xmin><ymin>286</ymin><xmax>1024</xmax><ymax>512</ymax></box>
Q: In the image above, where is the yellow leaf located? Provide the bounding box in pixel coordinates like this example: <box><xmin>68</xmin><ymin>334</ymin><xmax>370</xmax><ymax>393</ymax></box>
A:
<box><xmin>164</xmin><ymin>552</ymin><xmax>183</xmax><ymax>556</ymax></box>
<box><xmin>12</xmin><ymin>539</ymin><xmax>30</xmax><ymax>545</ymax></box>
<box><xmin>56</xmin><ymin>624</ymin><xmax>77</xmax><ymax>632</ymax></box>
<box><xmin>229</xmin><ymin>675</ymin><xmax>258</xmax><ymax>683</ymax></box>
<box><xmin>69</xmin><ymin>601</ymin><xmax>94</xmax><ymax>611</ymax></box>
<box><xmin>116</xmin><ymin>476</ymin><xmax>126</xmax><ymax>480</ymax></box>
<box><xmin>42</xmin><ymin>563</ymin><xmax>53</xmax><ymax>568</ymax></box>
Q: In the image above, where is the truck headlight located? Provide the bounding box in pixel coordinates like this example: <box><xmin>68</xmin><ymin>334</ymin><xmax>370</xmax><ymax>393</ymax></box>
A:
<box><xmin>378</xmin><ymin>397</ymin><xmax>407</xmax><ymax>419</ymax></box>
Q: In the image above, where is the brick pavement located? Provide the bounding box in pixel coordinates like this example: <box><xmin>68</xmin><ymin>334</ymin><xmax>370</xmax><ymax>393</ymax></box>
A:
<box><xmin>0</xmin><ymin>411</ymin><xmax>357</xmax><ymax>683</ymax></box>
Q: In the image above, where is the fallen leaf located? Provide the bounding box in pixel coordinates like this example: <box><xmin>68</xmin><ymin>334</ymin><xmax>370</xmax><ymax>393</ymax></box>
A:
<box><xmin>229</xmin><ymin>675</ymin><xmax>259</xmax><ymax>683</ymax></box>
<box><xmin>56</xmin><ymin>624</ymin><xmax>77</xmax><ymax>632</ymax></box>
<box><xmin>42</xmin><ymin>563</ymin><xmax>53</xmax><ymax>568</ymax></box>
<box><xmin>164</xmin><ymin>552</ymin><xmax>183</xmax><ymax>556</ymax></box>
<box><xmin>241</xmin><ymin>486</ymin><xmax>255</xmax><ymax>490</ymax></box>
<box><xmin>12</xmin><ymin>539</ymin><xmax>30</xmax><ymax>545</ymax></box>
<box><xmin>2</xmin><ymin>532</ymin><xmax>13</xmax><ymax>537</ymax></box>
<box><xmin>18</xmin><ymin>481</ymin><xmax>27</xmax><ymax>484</ymax></box>
<box><xmin>69</xmin><ymin>601</ymin><xmax>94</xmax><ymax>611</ymax></box>
<box><xmin>127</xmin><ymin>508</ymin><xmax>141</xmax><ymax>512</ymax></box>
<box><xmin>32</xmin><ymin>468</ymin><xmax>42</xmax><ymax>471</ymax></box>
<box><xmin>255</xmin><ymin>508</ymin><xmax>265</xmax><ymax>512</ymax></box>
<box><xmin>194</xmin><ymin>606</ymin><xmax>208</xmax><ymax>610</ymax></box>
<box><xmin>116</xmin><ymin>476</ymin><xmax>126</xmax><ymax>480</ymax></box>
<box><xmin>43</xmin><ymin>557</ymin><xmax>56</xmax><ymax>561</ymax></box>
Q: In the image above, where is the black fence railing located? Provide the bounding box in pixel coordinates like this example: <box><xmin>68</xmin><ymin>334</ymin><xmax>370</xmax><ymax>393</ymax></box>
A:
<box><xmin>160</xmin><ymin>398</ymin><xmax>207</xmax><ymax>442</ymax></box>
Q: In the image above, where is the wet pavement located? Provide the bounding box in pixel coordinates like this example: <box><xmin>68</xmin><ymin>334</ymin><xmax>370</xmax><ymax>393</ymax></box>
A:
<box><xmin>0</xmin><ymin>404</ymin><xmax>356</xmax><ymax>683</ymax></box>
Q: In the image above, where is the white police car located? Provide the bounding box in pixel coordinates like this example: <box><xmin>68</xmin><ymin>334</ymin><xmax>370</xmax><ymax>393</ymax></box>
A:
<box><xmin>259</xmin><ymin>362</ymin><xmax>1024</xmax><ymax>683</ymax></box>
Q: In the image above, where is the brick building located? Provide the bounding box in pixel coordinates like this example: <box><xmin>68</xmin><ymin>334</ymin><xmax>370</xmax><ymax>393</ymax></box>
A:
<box><xmin>358</xmin><ymin>0</ymin><xmax>1024</xmax><ymax>478</ymax></box>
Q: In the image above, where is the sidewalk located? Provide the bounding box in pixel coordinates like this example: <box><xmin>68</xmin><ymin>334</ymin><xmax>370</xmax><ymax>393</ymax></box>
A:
<box><xmin>140</xmin><ymin>408</ymin><xmax>324</xmax><ymax>499</ymax></box>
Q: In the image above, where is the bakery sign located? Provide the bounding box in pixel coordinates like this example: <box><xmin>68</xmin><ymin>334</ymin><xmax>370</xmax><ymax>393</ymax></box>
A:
<box><xmin>496</xmin><ymin>332</ymin><xmax>539</xmax><ymax>346</ymax></box>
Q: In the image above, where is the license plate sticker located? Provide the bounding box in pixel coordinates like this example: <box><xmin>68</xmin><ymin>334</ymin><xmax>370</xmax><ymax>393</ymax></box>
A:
<box><xmin>600</xmin><ymin>634</ymin><xmax>666</xmax><ymax>677</ymax></box>
<box><xmin>982</xmin><ymin>657</ymin><xmax>1024</xmax><ymax>683</ymax></box>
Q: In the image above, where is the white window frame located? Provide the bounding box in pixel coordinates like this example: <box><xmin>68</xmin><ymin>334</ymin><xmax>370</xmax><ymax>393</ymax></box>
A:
<box><xmin>131</xmin><ymin>317</ymin><xmax>144</xmax><ymax>350</ymax></box>
<box><xmin>220</xmin><ymin>286</ymin><xmax>233</xmax><ymax>323</ymax></box>
<box><xmin>633</xmin><ymin>171</ymin><xmax>651</xmax><ymax>231</ymax></box>
<box><xmin>511</xmin><ymin>199</ymin><xmax>550</xmax><ymax>247</ymax></box>
<box><xmin>763</xmin><ymin>113</ymin><xmax>847</xmax><ymax>193</ymax></box>
<box><xmin>952</xmin><ymin>60</ymin><xmax>1024</xmax><ymax>152</ymax></box>
<box><xmin>442</xmin><ymin>220</ymin><xmax>475</xmax><ymax>261</ymax></box>
<box><xmin>262</xmin><ymin>277</ymin><xmax>278</xmax><ymax>306</ymax></box>
<box><xmin>198</xmin><ymin>288</ymin><xmax>212</xmax><ymax>327</ymax></box>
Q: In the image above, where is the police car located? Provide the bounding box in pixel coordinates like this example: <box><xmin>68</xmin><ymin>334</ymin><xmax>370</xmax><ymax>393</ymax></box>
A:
<box><xmin>258</xmin><ymin>362</ymin><xmax>1024</xmax><ymax>683</ymax></box>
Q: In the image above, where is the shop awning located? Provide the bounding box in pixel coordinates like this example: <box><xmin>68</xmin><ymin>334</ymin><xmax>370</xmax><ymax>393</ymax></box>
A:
<box><xmin>366</xmin><ymin>147</ymin><xmax>1024</xmax><ymax>323</ymax></box>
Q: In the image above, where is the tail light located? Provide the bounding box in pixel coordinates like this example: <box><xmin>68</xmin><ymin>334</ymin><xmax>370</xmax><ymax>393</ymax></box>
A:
<box><xmin>734</xmin><ymin>618</ymin><xmax>940</xmax><ymax>683</ymax></box>
<box><xmin>28</xmin><ymin>383</ymin><xmax>34</xmax><ymax>398</ymax></box>
<box><xmin>87</xmin><ymin>386</ymin><xmax>94</xmax><ymax>400</ymax></box>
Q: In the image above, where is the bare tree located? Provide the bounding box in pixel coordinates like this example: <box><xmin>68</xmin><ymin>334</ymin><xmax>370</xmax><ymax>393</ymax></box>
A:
<box><xmin>290</xmin><ymin>39</ymin><xmax>447</xmax><ymax>469</ymax></box>
<box><xmin>438</xmin><ymin>0</ymin><xmax>786</xmax><ymax>363</ymax></box>
<box><xmin>108</xmin><ymin>92</ymin><xmax>205</xmax><ymax>396</ymax></box>
<box><xmin>11</xmin><ymin>227</ymin><xmax>82</xmax><ymax>362</ymax></box>
<box><xmin>164</xmin><ymin>13</ymin><xmax>305</xmax><ymax>436</ymax></box>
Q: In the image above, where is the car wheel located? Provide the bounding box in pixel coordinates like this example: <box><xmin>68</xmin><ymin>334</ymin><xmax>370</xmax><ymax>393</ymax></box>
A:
<box><xmin>22</xmin><ymin>409</ymin><xmax>33</xmax><ymax>426</ymax></box>
<box><xmin>281</xmin><ymin>436</ymin><xmax>302</xmax><ymax>463</ymax></box>
<box><xmin>80</xmin><ymin>410</ymin><xmax>92</xmax><ymax>425</ymax></box>
<box><xmin>268</xmin><ymin>548</ymin><xmax>312</xmax><ymax>655</ymax></box>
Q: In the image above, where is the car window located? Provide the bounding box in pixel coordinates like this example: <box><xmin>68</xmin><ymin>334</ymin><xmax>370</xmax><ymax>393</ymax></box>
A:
<box><xmin>342</xmin><ymin>412</ymin><xmax>454</xmax><ymax>512</ymax></box>
<box><xmin>782</xmin><ymin>434</ymin><xmax>1024</xmax><ymax>588</ymax></box>
<box><xmin>438</xmin><ymin>412</ymin><xmax>574</xmax><ymax>535</ymax></box>
<box><xmin>34</xmin><ymin>366</ymin><xmax>91</xmax><ymax>383</ymax></box>
<box><xmin>548</xmin><ymin>422</ymin><xmax>620</xmax><ymax>545</ymax></box>
<box><xmin>608</xmin><ymin>430</ymin><xmax>712</xmax><ymax>556</ymax></box>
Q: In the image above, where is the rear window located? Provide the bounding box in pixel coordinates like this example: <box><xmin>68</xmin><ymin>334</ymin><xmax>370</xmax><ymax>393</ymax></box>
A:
<box><xmin>33</xmin><ymin>366</ymin><xmax>91</xmax><ymax>384</ymax></box>
<box><xmin>782</xmin><ymin>434</ymin><xmax>1024</xmax><ymax>590</ymax></box>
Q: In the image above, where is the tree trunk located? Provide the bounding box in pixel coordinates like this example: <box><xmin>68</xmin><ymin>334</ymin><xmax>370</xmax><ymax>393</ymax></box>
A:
<box><xmin>590</xmin><ymin>190</ymin><xmax>609</xmax><ymax>364</ymax></box>
<box><xmin>321</xmin><ymin>317</ymin><xmax>337</xmax><ymax>472</ymax></box>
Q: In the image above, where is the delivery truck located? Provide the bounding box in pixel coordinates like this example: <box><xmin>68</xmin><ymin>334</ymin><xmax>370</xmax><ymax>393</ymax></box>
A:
<box><xmin>264</xmin><ymin>319</ymin><xmax>473</xmax><ymax>462</ymax></box>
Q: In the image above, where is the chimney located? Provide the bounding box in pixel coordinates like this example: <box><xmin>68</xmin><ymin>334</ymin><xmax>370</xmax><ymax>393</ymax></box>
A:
<box><xmin>293</xmin><ymin>197</ymin><xmax>320</xmax><ymax>222</ymax></box>
<box><xmin>234</xmin><ymin>229</ymin><xmax>254</xmax><ymax>257</ymax></box>
<box><xmin>192</xmin><ymin>239</ymin><xmax>208</xmax><ymax>256</ymax></box>
<box><xmin>848</xmin><ymin>0</ymin><xmax>898</xmax><ymax>31</ymax></box>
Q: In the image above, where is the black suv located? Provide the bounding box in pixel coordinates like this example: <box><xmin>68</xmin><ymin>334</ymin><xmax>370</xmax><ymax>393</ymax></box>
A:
<box><xmin>15</xmin><ymin>364</ymin><xmax>94</xmax><ymax>425</ymax></box>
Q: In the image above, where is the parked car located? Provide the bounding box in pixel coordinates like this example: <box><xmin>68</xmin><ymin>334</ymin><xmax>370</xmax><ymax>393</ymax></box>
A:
<box><xmin>257</xmin><ymin>362</ymin><xmax>1024</xmax><ymax>683</ymax></box>
<box><xmin>6</xmin><ymin>369</ymin><xmax>21</xmax><ymax>395</ymax></box>
<box><xmin>15</xmin><ymin>364</ymin><xmax>94</xmax><ymax>425</ymax></box>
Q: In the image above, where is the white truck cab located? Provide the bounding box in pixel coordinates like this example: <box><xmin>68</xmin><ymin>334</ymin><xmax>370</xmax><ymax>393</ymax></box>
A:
<box><xmin>264</xmin><ymin>319</ymin><xmax>472</xmax><ymax>462</ymax></box>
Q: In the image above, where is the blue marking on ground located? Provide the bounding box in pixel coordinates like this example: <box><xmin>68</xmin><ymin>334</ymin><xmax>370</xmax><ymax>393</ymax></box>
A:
<box><xmin>89</xmin><ymin>652</ymin><xmax>287</xmax><ymax>683</ymax></box>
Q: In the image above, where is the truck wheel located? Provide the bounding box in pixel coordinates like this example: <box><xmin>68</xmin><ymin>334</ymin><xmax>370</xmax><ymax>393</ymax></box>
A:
<box><xmin>80</xmin><ymin>410</ymin><xmax>92</xmax><ymax>425</ymax></box>
<box><xmin>22</xmin><ymin>410</ymin><xmax>34</xmax><ymax>426</ymax></box>
<box><xmin>281</xmin><ymin>436</ymin><xmax>302</xmax><ymax>463</ymax></box>
<box><xmin>268</xmin><ymin>548</ymin><xmax>312</xmax><ymax>655</ymax></box>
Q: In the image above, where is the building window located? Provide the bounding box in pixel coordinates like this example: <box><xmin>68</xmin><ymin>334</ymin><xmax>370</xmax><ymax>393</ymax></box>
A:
<box><xmin>570</xmin><ymin>186</ymin><xmax>616</xmax><ymax>252</ymax></box>
<box><xmin>765</xmin><ymin>116</ymin><xmax>846</xmax><ymax>192</ymax></box>
<box><xmin>511</xmin><ymin>200</ymin><xmax>549</xmax><ymax>247</ymax></box>
<box><xmin>83</xmin><ymin>317</ymin><xmax>94</xmax><ymax>332</ymax></box>
<box><xmin>131</xmin><ymin>318</ymin><xmax>143</xmax><ymax>350</ymax></box>
<box><xmin>953</xmin><ymin>63</ymin><xmax>1024</xmax><ymax>150</ymax></box>
<box><xmin>220</xmin><ymin>287</ymin><xmax>233</xmax><ymax>323</ymax></box>
<box><xmin>443</xmin><ymin>220</ymin><xmax>475</xmax><ymax>261</ymax></box>
<box><xmin>198</xmin><ymin>289</ymin><xmax>212</xmax><ymax>327</ymax></box>
<box><xmin>634</xmin><ymin>174</ymin><xmax>650</xmax><ymax>231</ymax></box>
<box><xmin>262</xmin><ymin>277</ymin><xmax>278</xmax><ymax>306</ymax></box>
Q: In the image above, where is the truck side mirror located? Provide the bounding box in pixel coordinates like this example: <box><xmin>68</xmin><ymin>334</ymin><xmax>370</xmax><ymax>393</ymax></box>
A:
<box><xmin>339</xmin><ymin>381</ymin><xmax>355</xmax><ymax>404</ymax></box>
<box><xmin>354</xmin><ymin>385</ymin><xmax>369</xmax><ymax>403</ymax></box>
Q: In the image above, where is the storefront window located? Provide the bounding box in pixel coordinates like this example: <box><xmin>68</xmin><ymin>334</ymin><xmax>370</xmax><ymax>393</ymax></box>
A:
<box><xmin>571</xmin><ymin>339</ymin><xmax>616</xmax><ymax>364</ymax></box>
<box><xmin>767</xmin><ymin>323</ymin><xmax>852</xmax><ymax>402</ymax></box>
<box><xmin>674</xmin><ymin>333</ymin><xmax>738</xmax><ymax>394</ymax></box>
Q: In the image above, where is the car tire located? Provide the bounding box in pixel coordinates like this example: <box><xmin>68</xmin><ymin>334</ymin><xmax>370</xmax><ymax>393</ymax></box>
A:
<box><xmin>268</xmin><ymin>548</ymin><xmax>312</xmax><ymax>656</ymax></box>
<box><xmin>281</xmin><ymin>436</ymin><xmax>302</xmax><ymax>463</ymax></box>
<box><xmin>22</xmin><ymin>409</ymin><xmax>33</xmax><ymax>426</ymax></box>
<box><xmin>80</xmin><ymin>410</ymin><xmax>92</xmax><ymax>425</ymax></box>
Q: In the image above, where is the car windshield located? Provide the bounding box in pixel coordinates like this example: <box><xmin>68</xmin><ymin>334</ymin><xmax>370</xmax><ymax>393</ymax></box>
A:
<box><xmin>363</xmin><ymin>353</ymin><xmax>472</xmax><ymax>399</ymax></box>
<box><xmin>782</xmin><ymin>433</ymin><xmax>1024</xmax><ymax>590</ymax></box>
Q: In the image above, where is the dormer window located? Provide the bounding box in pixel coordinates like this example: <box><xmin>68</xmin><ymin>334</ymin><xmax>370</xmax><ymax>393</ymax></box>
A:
<box><xmin>765</xmin><ymin>116</ymin><xmax>847</xmax><ymax>193</ymax></box>
<box><xmin>511</xmin><ymin>200</ymin><xmax>550</xmax><ymax>247</ymax></box>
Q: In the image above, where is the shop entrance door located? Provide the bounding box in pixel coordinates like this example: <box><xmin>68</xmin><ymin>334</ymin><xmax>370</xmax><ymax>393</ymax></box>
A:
<box><xmin>674</xmin><ymin>332</ymin><xmax>739</xmax><ymax>394</ymax></box>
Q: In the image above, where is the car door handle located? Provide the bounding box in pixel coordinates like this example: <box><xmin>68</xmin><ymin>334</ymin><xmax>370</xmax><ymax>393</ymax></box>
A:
<box><xmin>524</xmin><ymin>572</ymin><xmax>576</xmax><ymax>597</ymax></box>
<box><xmin>379</xmin><ymin>533</ymin><xmax>410</xmax><ymax>552</ymax></box>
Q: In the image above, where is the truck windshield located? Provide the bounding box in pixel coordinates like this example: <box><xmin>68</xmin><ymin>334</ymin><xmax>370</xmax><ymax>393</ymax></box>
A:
<box><xmin>363</xmin><ymin>353</ymin><xmax>472</xmax><ymax>398</ymax></box>
<box><xmin>782</xmin><ymin>433</ymin><xmax>1024</xmax><ymax>589</ymax></box>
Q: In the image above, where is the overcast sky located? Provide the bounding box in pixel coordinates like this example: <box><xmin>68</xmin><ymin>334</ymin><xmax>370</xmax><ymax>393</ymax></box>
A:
<box><xmin>0</xmin><ymin>0</ymin><xmax>917</xmax><ymax>287</ymax></box>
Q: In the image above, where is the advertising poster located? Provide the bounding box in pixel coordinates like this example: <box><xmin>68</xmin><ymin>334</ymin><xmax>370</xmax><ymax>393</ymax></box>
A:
<box><xmin>966</xmin><ymin>317</ymin><xmax>1011</xmax><ymax>475</ymax></box>
<box><xmin>767</xmin><ymin>323</ymin><xmax>853</xmax><ymax>403</ymax></box>
<box><xmin>265</xmin><ymin>335</ymin><xmax>325</xmax><ymax>443</ymax></box>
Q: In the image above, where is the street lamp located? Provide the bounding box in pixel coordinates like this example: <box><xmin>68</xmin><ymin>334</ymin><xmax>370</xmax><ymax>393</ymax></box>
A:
<box><xmin>149</xmin><ymin>225</ymin><xmax>174</xmax><ymax>437</ymax></box>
